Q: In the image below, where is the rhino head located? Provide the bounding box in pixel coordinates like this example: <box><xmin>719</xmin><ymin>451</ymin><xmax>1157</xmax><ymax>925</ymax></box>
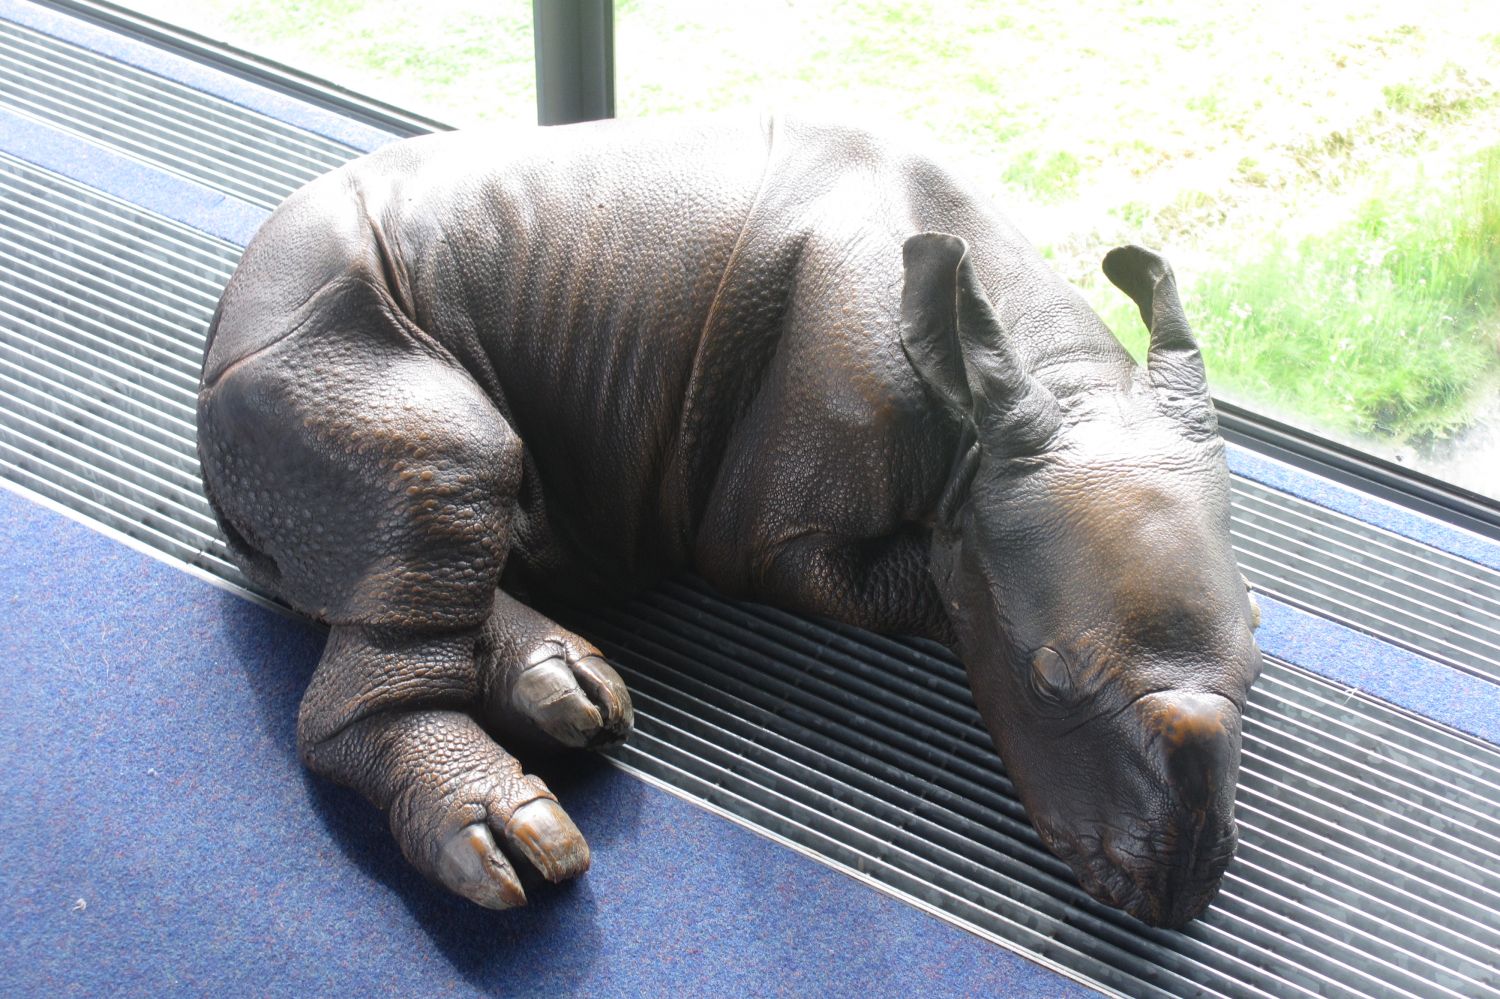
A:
<box><xmin>900</xmin><ymin>234</ymin><xmax>1263</xmax><ymax>928</ymax></box>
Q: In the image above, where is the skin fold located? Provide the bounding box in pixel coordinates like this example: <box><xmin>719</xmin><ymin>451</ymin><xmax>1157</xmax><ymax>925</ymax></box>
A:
<box><xmin>197</xmin><ymin>116</ymin><xmax>1262</xmax><ymax>927</ymax></box>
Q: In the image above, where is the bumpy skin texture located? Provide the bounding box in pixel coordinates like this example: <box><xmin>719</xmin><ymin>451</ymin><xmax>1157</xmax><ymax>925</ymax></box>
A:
<box><xmin>197</xmin><ymin>116</ymin><xmax>1262</xmax><ymax>927</ymax></box>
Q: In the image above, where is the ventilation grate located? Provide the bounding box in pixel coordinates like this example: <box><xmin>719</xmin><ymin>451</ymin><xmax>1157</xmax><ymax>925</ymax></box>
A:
<box><xmin>546</xmin><ymin>581</ymin><xmax>1500</xmax><ymax>998</ymax></box>
<box><xmin>0</xmin><ymin>18</ymin><xmax>359</xmax><ymax>207</ymax></box>
<box><xmin>2</xmin><ymin>48</ymin><xmax>1498</xmax><ymax>995</ymax></box>
<box><xmin>1230</xmin><ymin>477</ymin><xmax>1500</xmax><ymax>684</ymax></box>
<box><xmin>0</xmin><ymin>151</ymin><xmax>247</xmax><ymax>583</ymax></box>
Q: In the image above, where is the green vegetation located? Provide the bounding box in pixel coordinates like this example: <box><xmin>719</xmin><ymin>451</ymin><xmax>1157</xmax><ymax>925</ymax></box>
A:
<box><xmin>1191</xmin><ymin>147</ymin><xmax>1500</xmax><ymax>441</ymax></box>
<box><xmin>1002</xmin><ymin>150</ymin><xmax>1085</xmax><ymax>202</ymax></box>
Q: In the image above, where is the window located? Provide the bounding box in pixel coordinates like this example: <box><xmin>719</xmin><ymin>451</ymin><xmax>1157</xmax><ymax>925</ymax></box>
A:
<box><xmin>124</xmin><ymin>0</ymin><xmax>1500</xmax><ymax>502</ymax></box>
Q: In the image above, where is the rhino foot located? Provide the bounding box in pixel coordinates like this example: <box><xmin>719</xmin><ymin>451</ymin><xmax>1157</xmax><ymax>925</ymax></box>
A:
<box><xmin>478</xmin><ymin>590</ymin><xmax>635</xmax><ymax>753</ymax></box>
<box><xmin>505</xmin><ymin>643</ymin><xmax>633</xmax><ymax>750</ymax></box>
<box><xmin>439</xmin><ymin>800</ymin><xmax>591</xmax><ymax>909</ymax></box>
<box><xmin>304</xmin><ymin>701</ymin><xmax>593</xmax><ymax>909</ymax></box>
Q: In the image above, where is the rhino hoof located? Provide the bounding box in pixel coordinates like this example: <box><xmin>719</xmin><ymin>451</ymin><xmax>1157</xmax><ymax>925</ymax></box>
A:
<box><xmin>505</xmin><ymin>799</ymin><xmax>592</xmax><ymax>883</ymax></box>
<box><xmin>437</xmin><ymin>822</ymin><xmax>528</xmax><ymax>910</ymax></box>
<box><xmin>511</xmin><ymin>651</ymin><xmax>635</xmax><ymax>750</ymax></box>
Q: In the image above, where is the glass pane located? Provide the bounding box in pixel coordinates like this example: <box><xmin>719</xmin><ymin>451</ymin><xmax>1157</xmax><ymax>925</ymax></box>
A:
<box><xmin>121</xmin><ymin>0</ymin><xmax>537</xmax><ymax>126</ymax></box>
<box><xmin>614</xmin><ymin>1</ymin><xmax>1500</xmax><ymax>500</ymax></box>
<box><xmin>119</xmin><ymin>1</ymin><xmax>1500</xmax><ymax>501</ymax></box>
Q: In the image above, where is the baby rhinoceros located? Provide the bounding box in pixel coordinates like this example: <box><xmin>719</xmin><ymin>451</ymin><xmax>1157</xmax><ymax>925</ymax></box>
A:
<box><xmin>197</xmin><ymin>117</ymin><xmax>1263</xmax><ymax>928</ymax></box>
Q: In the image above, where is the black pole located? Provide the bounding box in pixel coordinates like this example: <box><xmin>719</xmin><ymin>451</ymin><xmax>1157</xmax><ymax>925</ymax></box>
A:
<box><xmin>533</xmin><ymin>0</ymin><xmax>615</xmax><ymax>125</ymax></box>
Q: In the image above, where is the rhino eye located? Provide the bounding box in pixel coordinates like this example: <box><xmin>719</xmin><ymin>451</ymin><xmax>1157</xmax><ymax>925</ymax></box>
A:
<box><xmin>1030</xmin><ymin>646</ymin><xmax>1075</xmax><ymax>702</ymax></box>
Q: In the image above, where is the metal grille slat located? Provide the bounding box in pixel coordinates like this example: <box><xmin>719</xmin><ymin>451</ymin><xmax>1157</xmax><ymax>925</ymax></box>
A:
<box><xmin>2</xmin><ymin>193</ymin><xmax>231</xmax><ymax>297</ymax></box>
<box><xmin>1229</xmin><ymin>481</ymin><xmax>1500</xmax><ymax>683</ymax></box>
<box><xmin>0</xmin><ymin>64</ymin><xmax>312</xmax><ymax>205</ymax></box>
<box><xmin>1231</xmin><ymin>489</ymin><xmax>1500</xmax><ymax>618</ymax></box>
<box><xmin>624</xmin><ymin>709</ymin><xmax>1242</xmax><ymax>999</ymax></box>
<box><xmin>0</xmin><ymin>29</ymin><xmax>349</xmax><ymax>182</ymax></box>
<box><xmin>599</xmin><ymin>633</ymin><xmax>1249</xmax><ymax>995</ymax></box>
<box><xmin>0</xmin><ymin>374</ymin><xmax>200</xmax><ymax>489</ymax></box>
<box><xmin>568</xmin><ymin>596</ymin><xmax>1492</xmax><ymax>999</ymax></box>
<box><xmin>1231</xmin><ymin>478</ymin><xmax>1499</xmax><ymax>594</ymax></box>
<box><xmin>1252</xmin><ymin>666</ymin><xmax>1500</xmax><ymax>783</ymax></box>
<box><xmin>0</xmin><ymin>387</ymin><xmax>208</xmax><ymax>506</ymax></box>
<box><xmin>6</xmin><ymin>235</ymin><xmax>223</xmax><ymax>344</ymax></box>
<box><xmin>642</xmin><ymin>576</ymin><xmax>1500</xmax><ymax>924</ymax></box>
<box><xmin>0</xmin><ymin>20</ymin><xmax>359</xmax><ymax>206</ymax></box>
<box><xmin>0</xmin><ymin>21</ymin><xmax>358</xmax><ymax>167</ymax></box>
<box><xmin>1235</xmin><ymin>759</ymin><xmax>1500</xmax><ymax>900</ymax></box>
<box><xmin>3</xmin><ymin>312</ymin><xmax>198</xmax><ymax>411</ymax></box>
<box><xmin>4</xmin><ymin>281</ymin><xmax>203</xmax><ymax>391</ymax></box>
<box><xmin>1256</xmin><ymin>669</ymin><xmax>1500</xmax><ymax>790</ymax></box>
<box><xmin>0</xmin><ymin>339</ymin><xmax>198</xmax><ymax>443</ymax></box>
<box><xmin>1233</xmin><ymin>800</ymin><xmax>1500</xmax><ymax>946</ymax></box>
<box><xmin>0</xmin><ymin>367</ymin><xmax>192</xmax><ymax>477</ymax></box>
<box><xmin>0</xmin><ymin>156</ymin><xmax>244</xmax><ymax>275</ymax></box>
<box><xmin>0</xmin><ymin>443</ymin><xmax>218</xmax><ymax>555</ymax></box>
<box><xmin>0</xmin><ymin>413</ymin><xmax>217</xmax><ymax>531</ymax></box>
<box><xmin>573</xmin><ymin>608</ymin><xmax>1461</xmax><ymax>999</ymax></box>
<box><xmin>621</xmin><ymin>670</ymin><xmax>1322</xmax><ymax>997</ymax></box>
<box><xmin>1239</xmin><ymin>529</ymin><xmax>1500</xmax><ymax>649</ymax></box>
<box><xmin>1242</xmin><ymin>712</ymin><xmax>1500</xmax><ymax>842</ymax></box>
<box><xmin>4</xmin><ymin>209</ymin><xmax>224</xmax><ymax>317</ymax></box>
<box><xmin>1236</xmin><ymin>543</ymin><xmax>1500</xmax><ymax>676</ymax></box>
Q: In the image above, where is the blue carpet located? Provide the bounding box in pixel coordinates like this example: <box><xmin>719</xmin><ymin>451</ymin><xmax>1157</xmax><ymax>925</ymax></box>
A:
<box><xmin>0</xmin><ymin>107</ymin><xmax>266</xmax><ymax>246</ymax></box>
<box><xmin>0</xmin><ymin>485</ymin><xmax>1084</xmax><ymax>997</ymax></box>
<box><xmin>1252</xmin><ymin>594</ymin><xmax>1500</xmax><ymax>744</ymax></box>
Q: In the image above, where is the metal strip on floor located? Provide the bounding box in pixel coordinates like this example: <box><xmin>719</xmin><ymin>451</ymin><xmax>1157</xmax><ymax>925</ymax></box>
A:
<box><xmin>1230</xmin><ymin>477</ymin><xmax>1500</xmax><ymax>684</ymax></box>
<box><xmin>0</xmin><ymin>16</ymin><xmax>360</xmax><ymax>208</ymax></box>
<box><xmin>2</xmin><ymin>14</ymin><xmax>1498</xmax><ymax>997</ymax></box>
<box><xmin>546</xmin><ymin>582</ymin><xmax>1500</xmax><ymax>998</ymax></box>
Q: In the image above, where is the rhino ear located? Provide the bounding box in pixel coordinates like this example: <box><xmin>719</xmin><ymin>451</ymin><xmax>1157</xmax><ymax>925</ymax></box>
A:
<box><xmin>901</xmin><ymin>233</ymin><xmax>1063</xmax><ymax>454</ymax></box>
<box><xmin>1102</xmin><ymin>245</ymin><xmax>1217</xmax><ymax>431</ymax></box>
<box><xmin>900</xmin><ymin>233</ymin><xmax>974</xmax><ymax>417</ymax></box>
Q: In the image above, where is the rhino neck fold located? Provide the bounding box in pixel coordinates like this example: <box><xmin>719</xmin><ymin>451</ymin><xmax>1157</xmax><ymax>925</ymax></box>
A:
<box><xmin>655</xmin><ymin>114</ymin><xmax>788</xmax><ymax>563</ymax></box>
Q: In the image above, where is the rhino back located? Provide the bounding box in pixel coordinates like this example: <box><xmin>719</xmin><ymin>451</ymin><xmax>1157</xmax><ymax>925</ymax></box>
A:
<box><xmin>348</xmin><ymin>120</ymin><xmax>779</xmax><ymax>585</ymax></box>
<box><xmin>206</xmin><ymin>117</ymin><xmax>1133</xmax><ymax>593</ymax></box>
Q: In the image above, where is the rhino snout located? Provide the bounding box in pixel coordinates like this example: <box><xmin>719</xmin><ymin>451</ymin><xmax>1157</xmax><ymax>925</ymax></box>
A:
<box><xmin>1036</xmin><ymin>690</ymin><xmax>1245</xmax><ymax>927</ymax></box>
<box><xmin>1122</xmin><ymin>690</ymin><xmax>1243</xmax><ymax>926</ymax></box>
<box><xmin>1109</xmin><ymin>816</ymin><xmax>1239</xmax><ymax>927</ymax></box>
<box><xmin>1141</xmin><ymin>690</ymin><xmax>1242</xmax><ymax>815</ymax></box>
<box><xmin>1042</xmin><ymin>814</ymin><xmax>1238</xmax><ymax>928</ymax></box>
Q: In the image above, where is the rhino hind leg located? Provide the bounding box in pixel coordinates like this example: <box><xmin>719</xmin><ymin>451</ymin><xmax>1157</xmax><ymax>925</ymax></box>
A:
<box><xmin>197</xmin><ymin>302</ymin><xmax>601</xmax><ymax>907</ymax></box>
<box><xmin>475</xmin><ymin>589</ymin><xmax>634</xmax><ymax>753</ymax></box>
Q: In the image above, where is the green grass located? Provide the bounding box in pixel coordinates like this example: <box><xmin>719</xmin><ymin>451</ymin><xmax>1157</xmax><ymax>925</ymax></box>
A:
<box><xmin>1002</xmin><ymin>149</ymin><xmax>1085</xmax><ymax>202</ymax></box>
<box><xmin>1180</xmin><ymin>147</ymin><xmax>1500</xmax><ymax>443</ymax></box>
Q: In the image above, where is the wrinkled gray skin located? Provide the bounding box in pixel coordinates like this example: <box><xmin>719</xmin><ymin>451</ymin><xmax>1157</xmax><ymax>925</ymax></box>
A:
<box><xmin>197</xmin><ymin>117</ymin><xmax>1263</xmax><ymax>927</ymax></box>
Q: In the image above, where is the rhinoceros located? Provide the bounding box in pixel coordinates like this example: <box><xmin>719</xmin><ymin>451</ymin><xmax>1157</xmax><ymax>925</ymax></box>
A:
<box><xmin>196</xmin><ymin>116</ymin><xmax>1263</xmax><ymax>928</ymax></box>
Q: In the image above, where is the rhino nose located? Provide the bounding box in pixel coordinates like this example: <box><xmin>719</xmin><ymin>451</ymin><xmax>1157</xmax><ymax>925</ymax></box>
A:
<box><xmin>1141</xmin><ymin>691</ymin><xmax>1240</xmax><ymax>812</ymax></box>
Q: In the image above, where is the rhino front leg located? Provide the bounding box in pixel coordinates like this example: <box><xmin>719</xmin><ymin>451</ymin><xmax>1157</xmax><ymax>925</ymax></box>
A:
<box><xmin>198</xmin><ymin>293</ymin><xmax>598</xmax><ymax>908</ymax></box>
<box><xmin>476</xmin><ymin>590</ymin><xmax>634</xmax><ymax>754</ymax></box>
<box><xmin>299</xmin><ymin>624</ymin><xmax>592</xmax><ymax>908</ymax></box>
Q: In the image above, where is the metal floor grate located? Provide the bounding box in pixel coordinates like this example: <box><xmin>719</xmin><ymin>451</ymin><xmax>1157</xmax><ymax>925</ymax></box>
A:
<box><xmin>2</xmin><ymin>16</ymin><xmax>1498</xmax><ymax>996</ymax></box>
<box><xmin>0</xmin><ymin>17</ymin><xmax>360</xmax><ymax>208</ymax></box>
<box><xmin>1230</xmin><ymin>477</ymin><xmax>1500</xmax><ymax>684</ymax></box>
<box><xmin>0</xmin><ymin>151</ymin><xmax>248</xmax><ymax>583</ymax></box>
<box><xmin>547</xmin><ymin>581</ymin><xmax>1500</xmax><ymax>998</ymax></box>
